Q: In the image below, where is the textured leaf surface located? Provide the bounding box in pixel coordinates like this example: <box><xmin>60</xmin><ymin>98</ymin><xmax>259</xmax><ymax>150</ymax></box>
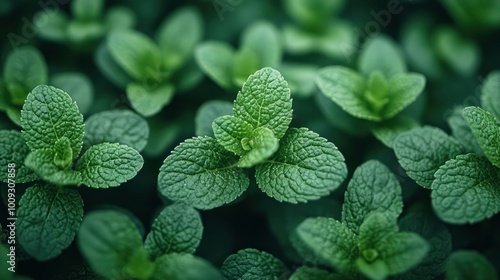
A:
<box><xmin>394</xmin><ymin>126</ymin><xmax>464</xmax><ymax>188</ymax></box>
<box><xmin>398</xmin><ymin>211</ymin><xmax>452</xmax><ymax>280</ymax></box>
<box><xmin>0</xmin><ymin>130</ymin><xmax>38</xmax><ymax>183</ymax></box>
<box><xmin>212</xmin><ymin>115</ymin><xmax>254</xmax><ymax>156</ymax></box>
<box><xmin>446</xmin><ymin>251</ymin><xmax>498</xmax><ymax>280</ymax></box>
<box><xmin>18</xmin><ymin>185</ymin><xmax>83</xmax><ymax>261</ymax></box>
<box><xmin>145</xmin><ymin>204</ymin><xmax>203</xmax><ymax>258</ymax></box>
<box><xmin>78</xmin><ymin>210</ymin><xmax>144</xmax><ymax>279</ymax></box>
<box><xmin>358</xmin><ymin>36</ymin><xmax>407</xmax><ymax>78</ymax></box>
<box><xmin>195</xmin><ymin>100</ymin><xmax>233</xmax><ymax>137</ymax></box>
<box><xmin>481</xmin><ymin>71</ymin><xmax>500</xmax><ymax>120</ymax></box>
<box><xmin>256</xmin><ymin>128</ymin><xmax>347</xmax><ymax>203</ymax></box>
<box><xmin>234</xmin><ymin>67</ymin><xmax>292</xmax><ymax>140</ymax></box>
<box><xmin>431</xmin><ymin>154</ymin><xmax>500</xmax><ymax>224</ymax></box>
<box><xmin>237</xmin><ymin>127</ymin><xmax>279</xmax><ymax>168</ymax></box>
<box><xmin>463</xmin><ymin>106</ymin><xmax>500</xmax><ymax>167</ymax></box>
<box><xmin>152</xmin><ymin>253</ymin><xmax>223</xmax><ymax>280</ymax></box>
<box><xmin>21</xmin><ymin>85</ymin><xmax>84</xmax><ymax>159</ymax></box>
<box><xmin>4</xmin><ymin>46</ymin><xmax>48</xmax><ymax>96</ymax></box>
<box><xmin>298</xmin><ymin>218</ymin><xmax>358</xmax><ymax>275</ymax></box>
<box><xmin>241</xmin><ymin>21</ymin><xmax>282</xmax><ymax>68</ymax></box>
<box><xmin>25</xmin><ymin>149</ymin><xmax>82</xmax><ymax>185</ymax></box>
<box><xmin>77</xmin><ymin>143</ymin><xmax>143</xmax><ymax>188</ymax></box>
<box><xmin>376</xmin><ymin>232</ymin><xmax>429</xmax><ymax>275</ymax></box>
<box><xmin>342</xmin><ymin>160</ymin><xmax>403</xmax><ymax>234</ymax></box>
<box><xmin>221</xmin><ymin>248</ymin><xmax>289</xmax><ymax>280</ymax></box>
<box><xmin>158</xmin><ymin>137</ymin><xmax>249</xmax><ymax>209</ymax></box>
<box><xmin>156</xmin><ymin>7</ymin><xmax>202</xmax><ymax>71</ymax></box>
<box><xmin>447</xmin><ymin>107</ymin><xmax>483</xmax><ymax>154</ymax></box>
<box><xmin>107</xmin><ymin>29</ymin><xmax>162</xmax><ymax>81</ymax></box>
<box><xmin>195</xmin><ymin>42</ymin><xmax>235</xmax><ymax>90</ymax></box>
<box><xmin>84</xmin><ymin>109</ymin><xmax>149</xmax><ymax>152</ymax></box>
<box><xmin>126</xmin><ymin>82</ymin><xmax>175</xmax><ymax>117</ymax></box>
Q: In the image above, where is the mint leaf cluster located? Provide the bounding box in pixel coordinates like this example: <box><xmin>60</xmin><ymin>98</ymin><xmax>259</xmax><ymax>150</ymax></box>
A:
<box><xmin>98</xmin><ymin>6</ymin><xmax>202</xmax><ymax>116</ymax></box>
<box><xmin>295</xmin><ymin>160</ymin><xmax>429</xmax><ymax>280</ymax></box>
<box><xmin>78</xmin><ymin>204</ymin><xmax>222</xmax><ymax>280</ymax></box>
<box><xmin>393</xmin><ymin>71</ymin><xmax>500</xmax><ymax>224</ymax></box>
<box><xmin>159</xmin><ymin>67</ymin><xmax>347</xmax><ymax>209</ymax></box>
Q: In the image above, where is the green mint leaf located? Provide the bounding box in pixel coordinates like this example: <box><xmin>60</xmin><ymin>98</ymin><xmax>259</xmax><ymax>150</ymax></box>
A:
<box><xmin>33</xmin><ymin>10</ymin><xmax>68</xmax><ymax>42</ymax></box>
<box><xmin>431</xmin><ymin>153</ymin><xmax>500</xmax><ymax>224</ymax></box>
<box><xmin>221</xmin><ymin>248</ymin><xmax>290</xmax><ymax>280</ymax></box>
<box><xmin>156</xmin><ymin>7</ymin><xmax>202</xmax><ymax>71</ymax></box>
<box><xmin>446</xmin><ymin>251</ymin><xmax>498</xmax><ymax>280</ymax></box>
<box><xmin>195</xmin><ymin>100</ymin><xmax>233</xmax><ymax>137</ymax></box>
<box><xmin>145</xmin><ymin>203</ymin><xmax>202</xmax><ymax>258</ymax></box>
<box><xmin>95</xmin><ymin>43</ymin><xmax>133</xmax><ymax>88</ymax></box>
<box><xmin>233</xmin><ymin>67</ymin><xmax>293</xmax><ymax>140</ymax></box>
<box><xmin>50</xmin><ymin>72</ymin><xmax>94</xmax><ymax>115</ymax></box>
<box><xmin>4</xmin><ymin>46</ymin><xmax>48</xmax><ymax>103</ymax></box>
<box><xmin>296</xmin><ymin>217</ymin><xmax>358</xmax><ymax>275</ymax></box>
<box><xmin>447</xmin><ymin>107</ymin><xmax>483</xmax><ymax>155</ymax></box>
<box><xmin>126</xmin><ymin>82</ymin><xmax>175</xmax><ymax>117</ymax></box>
<box><xmin>398</xmin><ymin>211</ymin><xmax>452</xmax><ymax>279</ymax></box>
<box><xmin>371</xmin><ymin>117</ymin><xmax>419</xmax><ymax>148</ymax></box>
<box><xmin>434</xmin><ymin>26</ymin><xmax>480</xmax><ymax>76</ymax></box>
<box><xmin>105</xmin><ymin>6</ymin><xmax>136</xmax><ymax>30</ymax></box>
<box><xmin>84</xmin><ymin>109</ymin><xmax>149</xmax><ymax>152</ymax></box>
<box><xmin>25</xmin><ymin>149</ymin><xmax>82</xmax><ymax>185</ymax></box>
<box><xmin>382</xmin><ymin>73</ymin><xmax>426</xmax><ymax>119</ymax></box>
<box><xmin>71</xmin><ymin>0</ymin><xmax>103</xmax><ymax>21</ymax></box>
<box><xmin>358</xmin><ymin>35</ymin><xmax>407</xmax><ymax>78</ymax></box>
<box><xmin>278</xmin><ymin>63</ymin><xmax>318</xmax><ymax>97</ymax></box>
<box><xmin>21</xmin><ymin>85</ymin><xmax>84</xmax><ymax>159</ymax></box>
<box><xmin>238</xmin><ymin>127</ymin><xmax>279</xmax><ymax>168</ymax></box>
<box><xmin>289</xmin><ymin>267</ymin><xmax>345</xmax><ymax>280</ymax></box>
<box><xmin>53</xmin><ymin>137</ymin><xmax>73</xmax><ymax>169</ymax></box>
<box><xmin>18</xmin><ymin>185</ymin><xmax>83</xmax><ymax>261</ymax></box>
<box><xmin>284</xmin><ymin>0</ymin><xmax>345</xmax><ymax>29</ymax></box>
<box><xmin>78</xmin><ymin>210</ymin><xmax>145</xmax><ymax>279</ymax></box>
<box><xmin>107</xmin><ymin>29</ymin><xmax>162</xmax><ymax>81</ymax></box>
<box><xmin>158</xmin><ymin>136</ymin><xmax>249</xmax><ymax>209</ymax></box>
<box><xmin>195</xmin><ymin>42</ymin><xmax>235</xmax><ymax>90</ymax></box>
<box><xmin>212</xmin><ymin>115</ymin><xmax>255</xmax><ymax>156</ymax></box>
<box><xmin>241</xmin><ymin>22</ymin><xmax>282</xmax><ymax>68</ymax></box>
<box><xmin>462</xmin><ymin>106</ymin><xmax>500</xmax><ymax>167</ymax></box>
<box><xmin>232</xmin><ymin>48</ymin><xmax>260</xmax><ymax>87</ymax></box>
<box><xmin>393</xmin><ymin>126</ymin><xmax>464</xmax><ymax>188</ymax></box>
<box><xmin>357</xmin><ymin>212</ymin><xmax>398</xmax><ymax>254</ymax></box>
<box><xmin>481</xmin><ymin>71</ymin><xmax>500</xmax><ymax>120</ymax></box>
<box><xmin>256</xmin><ymin>128</ymin><xmax>347</xmax><ymax>203</ymax></box>
<box><xmin>76</xmin><ymin>143</ymin><xmax>143</xmax><ymax>188</ymax></box>
<box><xmin>0</xmin><ymin>130</ymin><xmax>38</xmax><ymax>183</ymax></box>
<box><xmin>316</xmin><ymin>66</ymin><xmax>376</xmax><ymax>121</ymax></box>
<box><xmin>342</xmin><ymin>160</ymin><xmax>403</xmax><ymax>234</ymax></box>
<box><xmin>152</xmin><ymin>253</ymin><xmax>223</xmax><ymax>280</ymax></box>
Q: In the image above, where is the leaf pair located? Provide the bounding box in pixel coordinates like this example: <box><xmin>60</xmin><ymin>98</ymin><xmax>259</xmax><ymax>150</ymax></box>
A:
<box><xmin>78</xmin><ymin>204</ymin><xmax>221</xmax><ymax>279</ymax></box>
<box><xmin>20</xmin><ymin>85</ymin><xmax>143</xmax><ymax>188</ymax></box>
<box><xmin>159</xmin><ymin>68</ymin><xmax>347</xmax><ymax>209</ymax></box>
<box><xmin>294</xmin><ymin>161</ymin><xmax>429</xmax><ymax>279</ymax></box>
<box><xmin>102</xmin><ymin>7</ymin><xmax>202</xmax><ymax>116</ymax></box>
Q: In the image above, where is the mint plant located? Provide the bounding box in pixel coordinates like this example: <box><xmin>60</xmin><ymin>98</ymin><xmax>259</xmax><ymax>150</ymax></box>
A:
<box><xmin>393</xmin><ymin>71</ymin><xmax>500</xmax><ymax>224</ymax></box>
<box><xmin>159</xmin><ymin>67</ymin><xmax>347</xmax><ymax>209</ymax></box>
<box><xmin>316</xmin><ymin>35</ymin><xmax>426</xmax><ymax>146</ymax></box>
<box><xmin>294</xmin><ymin>160</ymin><xmax>430</xmax><ymax>280</ymax></box>
<box><xmin>96</xmin><ymin>6</ymin><xmax>203</xmax><ymax>116</ymax></box>
<box><xmin>78</xmin><ymin>204</ymin><xmax>222</xmax><ymax>280</ymax></box>
<box><xmin>33</xmin><ymin>0</ymin><xmax>136</xmax><ymax>49</ymax></box>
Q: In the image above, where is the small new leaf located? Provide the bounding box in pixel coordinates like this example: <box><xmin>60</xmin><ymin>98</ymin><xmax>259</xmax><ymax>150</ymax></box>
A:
<box><xmin>53</xmin><ymin>137</ymin><xmax>73</xmax><ymax>169</ymax></box>
<box><xmin>234</xmin><ymin>67</ymin><xmax>293</xmax><ymax>140</ymax></box>
<box><xmin>21</xmin><ymin>85</ymin><xmax>84</xmax><ymax>159</ymax></box>
<box><xmin>342</xmin><ymin>160</ymin><xmax>403</xmax><ymax>234</ymax></box>
<box><xmin>18</xmin><ymin>185</ymin><xmax>83</xmax><ymax>261</ymax></box>
<box><xmin>237</xmin><ymin>127</ymin><xmax>279</xmax><ymax>168</ymax></box>
<box><xmin>213</xmin><ymin>115</ymin><xmax>254</xmax><ymax>156</ymax></box>
<box><xmin>84</xmin><ymin>109</ymin><xmax>149</xmax><ymax>152</ymax></box>
<box><xmin>221</xmin><ymin>248</ymin><xmax>290</xmax><ymax>280</ymax></box>
<box><xmin>77</xmin><ymin>143</ymin><xmax>144</xmax><ymax>188</ymax></box>
<box><xmin>0</xmin><ymin>130</ymin><xmax>38</xmax><ymax>183</ymax></box>
<box><xmin>158</xmin><ymin>137</ymin><xmax>249</xmax><ymax>209</ymax></box>
<box><xmin>256</xmin><ymin>128</ymin><xmax>347</xmax><ymax>203</ymax></box>
<box><xmin>462</xmin><ymin>106</ymin><xmax>500</xmax><ymax>168</ymax></box>
<box><xmin>145</xmin><ymin>204</ymin><xmax>203</xmax><ymax>258</ymax></box>
<box><xmin>431</xmin><ymin>154</ymin><xmax>500</xmax><ymax>224</ymax></box>
<box><xmin>25</xmin><ymin>149</ymin><xmax>82</xmax><ymax>186</ymax></box>
<box><xmin>393</xmin><ymin>126</ymin><xmax>464</xmax><ymax>188</ymax></box>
